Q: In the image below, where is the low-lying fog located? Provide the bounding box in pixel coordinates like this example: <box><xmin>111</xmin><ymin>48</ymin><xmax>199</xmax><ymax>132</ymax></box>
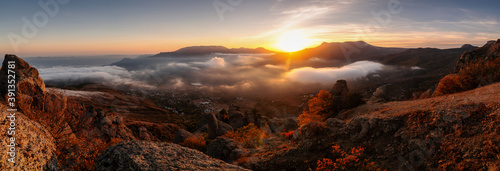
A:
<box><xmin>27</xmin><ymin>54</ymin><xmax>394</xmax><ymax>96</ymax></box>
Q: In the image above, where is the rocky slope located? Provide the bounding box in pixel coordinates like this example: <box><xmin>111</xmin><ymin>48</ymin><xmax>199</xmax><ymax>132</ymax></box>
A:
<box><xmin>250</xmin><ymin>82</ymin><xmax>500</xmax><ymax>170</ymax></box>
<box><xmin>95</xmin><ymin>140</ymin><xmax>249</xmax><ymax>171</ymax></box>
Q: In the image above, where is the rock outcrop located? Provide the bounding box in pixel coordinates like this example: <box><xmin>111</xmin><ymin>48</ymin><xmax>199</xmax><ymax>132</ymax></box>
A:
<box><xmin>126</xmin><ymin>120</ymin><xmax>180</xmax><ymax>142</ymax></box>
<box><xmin>228</xmin><ymin>106</ymin><xmax>247</xmax><ymax>130</ymax></box>
<box><xmin>369</xmin><ymin>84</ymin><xmax>405</xmax><ymax>103</ymax></box>
<box><xmin>331</xmin><ymin>80</ymin><xmax>349</xmax><ymax>96</ymax></box>
<box><xmin>95</xmin><ymin>140</ymin><xmax>249</xmax><ymax>171</ymax></box>
<box><xmin>174</xmin><ymin>129</ymin><xmax>193</xmax><ymax>143</ymax></box>
<box><xmin>0</xmin><ymin>106</ymin><xmax>58</xmax><ymax>170</ymax></box>
<box><xmin>206</xmin><ymin>137</ymin><xmax>240</xmax><ymax>162</ymax></box>
<box><xmin>0</xmin><ymin>54</ymin><xmax>46</xmax><ymax>99</ymax></box>
<box><xmin>455</xmin><ymin>39</ymin><xmax>500</xmax><ymax>73</ymax></box>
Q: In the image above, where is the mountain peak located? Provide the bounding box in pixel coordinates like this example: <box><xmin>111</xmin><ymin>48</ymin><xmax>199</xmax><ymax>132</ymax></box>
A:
<box><xmin>151</xmin><ymin>46</ymin><xmax>272</xmax><ymax>57</ymax></box>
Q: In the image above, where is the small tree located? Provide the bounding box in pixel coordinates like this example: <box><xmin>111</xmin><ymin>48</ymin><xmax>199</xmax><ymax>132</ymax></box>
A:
<box><xmin>299</xmin><ymin>90</ymin><xmax>333</xmax><ymax>125</ymax></box>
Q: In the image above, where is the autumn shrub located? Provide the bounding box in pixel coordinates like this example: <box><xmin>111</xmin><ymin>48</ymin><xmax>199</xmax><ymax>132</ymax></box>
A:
<box><xmin>222</xmin><ymin>123</ymin><xmax>268</xmax><ymax>148</ymax></box>
<box><xmin>435</xmin><ymin>57</ymin><xmax>500</xmax><ymax>96</ymax></box>
<box><xmin>280</xmin><ymin>130</ymin><xmax>294</xmax><ymax>139</ymax></box>
<box><xmin>299</xmin><ymin>90</ymin><xmax>333</xmax><ymax>125</ymax></box>
<box><xmin>179</xmin><ymin>133</ymin><xmax>207</xmax><ymax>151</ymax></box>
<box><xmin>317</xmin><ymin>144</ymin><xmax>385</xmax><ymax>171</ymax></box>
<box><xmin>299</xmin><ymin>90</ymin><xmax>364</xmax><ymax>125</ymax></box>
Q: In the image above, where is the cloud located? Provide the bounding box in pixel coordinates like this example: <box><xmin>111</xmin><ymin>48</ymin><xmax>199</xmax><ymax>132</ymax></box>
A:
<box><xmin>206</xmin><ymin>57</ymin><xmax>226</xmax><ymax>68</ymax></box>
<box><xmin>38</xmin><ymin>66</ymin><xmax>155</xmax><ymax>89</ymax></box>
<box><xmin>285</xmin><ymin>61</ymin><xmax>384</xmax><ymax>83</ymax></box>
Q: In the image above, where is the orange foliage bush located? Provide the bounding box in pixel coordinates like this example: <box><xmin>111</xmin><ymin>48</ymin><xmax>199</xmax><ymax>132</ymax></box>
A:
<box><xmin>179</xmin><ymin>133</ymin><xmax>207</xmax><ymax>151</ymax></box>
<box><xmin>299</xmin><ymin>90</ymin><xmax>333</xmax><ymax>125</ymax></box>
<box><xmin>299</xmin><ymin>90</ymin><xmax>364</xmax><ymax>126</ymax></box>
<box><xmin>316</xmin><ymin>144</ymin><xmax>385</xmax><ymax>171</ymax></box>
<box><xmin>280</xmin><ymin>130</ymin><xmax>294</xmax><ymax>139</ymax></box>
<box><xmin>222</xmin><ymin>123</ymin><xmax>268</xmax><ymax>148</ymax></box>
<box><xmin>435</xmin><ymin>57</ymin><xmax>500</xmax><ymax>96</ymax></box>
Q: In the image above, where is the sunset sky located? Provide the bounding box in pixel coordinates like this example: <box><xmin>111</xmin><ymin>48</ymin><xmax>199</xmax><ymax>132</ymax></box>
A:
<box><xmin>1</xmin><ymin>0</ymin><xmax>499</xmax><ymax>56</ymax></box>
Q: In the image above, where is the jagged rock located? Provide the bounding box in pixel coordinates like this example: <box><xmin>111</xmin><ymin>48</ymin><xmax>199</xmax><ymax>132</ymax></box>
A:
<box><xmin>369</xmin><ymin>84</ymin><xmax>405</xmax><ymax>103</ymax></box>
<box><xmin>0</xmin><ymin>54</ymin><xmax>46</xmax><ymax>98</ymax></box>
<box><xmin>276</xmin><ymin>119</ymin><xmax>298</xmax><ymax>133</ymax></box>
<box><xmin>174</xmin><ymin>129</ymin><xmax>193</xmax><ymax>143</ymax></box>
<box><xmin>138</xmin><ymin>127</ymin><xmax>152</xmax><ymax>140</ymax></box>
<box><xmin>331</xmin><ymin>80</ymin><xmax>349</xmax><ymax>96</ymax></box>
<box><xmin>98</xmin><ymin>114</ymin><xmax>135</xmax><ymax>140</ymax></box>
<box><xmin>195</xmin><ymin>120</ymin><xmax>233</xmax><ymax>137</ymax></box>
<box><xmin>325</xmin><ymin>118</ymin><xmax>345</xmax><ymax>132</ymax></box>
<box><xmin>228</xmin><ymin>107</ymin><xmax>247</xmax><ymax>130</ymax></box>
<box><xmin>267</xmin><ymin>119</ymin><xmax>279</xmax><ymax>133</ymax></box>
<box><xmin>125</xmin><ymin>120</ymin><xmax>180</xmax><ymax>142</ymax></box>
<box><xmin>218</xmin><ymin>109</ymin><xmax>230</xmax><ymax>124</ymax></box>
<box><xmin>206</xmin><ymin>113</ymin><xmax>219</xmax><ymax>139</ymax></box>
<box><xmin>216</xmin><ymin>120</ymin><xmax>233</xmax><ymax>136</ymax></box>
<box><xmin>292</xmin><ymin>122</ymin><xmax>328</xmax><ymax>140</ymax></box>
<box><xmin>95</xmin><ymin>140</ymin><xmax>249</xmax><ymax>171</ymax></box>
<box><xmin>206</xmin><ymin>138</ymin><xmax>239</xmax><ymax>162</ymax></box>
<box><xmin>0</xmin><ymin>108</ymin><xmax>58</xmax><ymax>170</ymax></box>
<box><xmin>455</xmin><ymin>39</ymin><xmax>500</xmax><ymax>73</ymax></box>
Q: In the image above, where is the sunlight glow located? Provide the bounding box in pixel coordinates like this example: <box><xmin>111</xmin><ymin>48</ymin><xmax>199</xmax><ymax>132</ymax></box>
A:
<box><xmin>276</xmin><ymin>30</ymin><xmax>312</xmax><ymax>52</ymax></box>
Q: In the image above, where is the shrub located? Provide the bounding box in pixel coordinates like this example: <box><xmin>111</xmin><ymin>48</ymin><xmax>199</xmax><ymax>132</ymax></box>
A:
<box><xmin>435</xmin><ymin>57</ymin><xmax>500</xmax><ymax>96</ymax></box>
<box><xmin>179</xmin><ymin>133</ymin><xmax>207</xmax><ymax>151</ymax></box>
<box><xmin>299</xmin><ymin>90</ymin><xmax>365</xmax><ymax>126</ymax></box>
<box><xmin>316</xmin><ymin>144</ymin><xmax>385</xmax><ymax>171</ymax></box>
<box><xmin>299</xmin><ymin>90</ymin><xmax>333</xmax><ymax>125</ymax></box>
<box><xmin>280</xmin><ymin>130</ymin><xmax>294</xmax><ymax>139</ymax></box>
<box><xmin>222</xmin><ymin>123</ymin><xmax>268</xmax><ymax>148</ymax></box>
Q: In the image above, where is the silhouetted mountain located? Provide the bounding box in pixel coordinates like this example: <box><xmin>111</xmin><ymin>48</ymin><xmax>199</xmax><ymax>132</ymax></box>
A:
<box><xmin>295</xmin><ymin>41</ymin><xmax>407</xmax><ymax>61</ymax></box>
<box><xmin>279</xmin><ymin>41</ymin><xmax>407</xmax><ymax>69</ymax></box>
<box><xmin>151</xmin><ymin>46</ymin><xmax>273</xmax><ymax>57</ymax></box>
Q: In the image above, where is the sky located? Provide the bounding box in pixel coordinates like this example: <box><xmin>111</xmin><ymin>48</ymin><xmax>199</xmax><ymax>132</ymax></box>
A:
<box><xmin>1</xmin><ymin>0</ymin><xmax>499</xmax><ymax>57</ymax></box>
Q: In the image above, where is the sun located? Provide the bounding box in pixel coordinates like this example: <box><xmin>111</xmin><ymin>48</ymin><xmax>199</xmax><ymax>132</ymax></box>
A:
<box><xmin>275</xmin><ymin>30</ymin><xmax>311</xmax><ymax>52</ymax></box>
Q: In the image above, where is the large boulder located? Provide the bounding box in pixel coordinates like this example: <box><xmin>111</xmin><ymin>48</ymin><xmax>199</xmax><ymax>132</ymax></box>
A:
<box><xmin>206</xmin><ymin>113</ymin><xmax>219</xmax><ymax>139</ymax></box>
<box><xmin>206</xmin><ymin>137</ymin><xmax>239</xmax><ymax>162</ymax></box>
<box><xmin>228</xmin><ymin>109</ymin><xmax>247</xmax><ymax>130</ymax></box>
<box><xmin>331</xmin><ymin>80</ymin><xmax>349</xmax><ymax>96</ymax></box>
<box><xmin>95</xmin><ymin>140</ymin><xmax>249</xmax><ymax>171</ymax></box>
<box><xmin>369</xmin><ymin>84</ymin><xmax>405</xmax><ymax>103</ymax></box>
<box><xmin>0</xmin><ymin>54</ymin><xmax>46</xmax><ymax>99</ymax></box>
<box><xmin>0</xmin><ymin>108</ymin><xmax>58</xmax><ymax>170</ymax></box>
<box><xmin>195</xmin><ymin>120</ymin><xmax>233</xmax><ymax>137</ymax></box>
<box><xmin>97</xmin><ymin>114</ymin><xmax>135</xmax><ymax>140</ymax></box>
<box><xmin>276</xmin><ymin>118</ymin><xmax>298</xmax><ymax>133</ymax></box>
<box><xmin>174</xmin><ymin>129</ymin><xmax>193</xmax><ymax>143</ymax></box>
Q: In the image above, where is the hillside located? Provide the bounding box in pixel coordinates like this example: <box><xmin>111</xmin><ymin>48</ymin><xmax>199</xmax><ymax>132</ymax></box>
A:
<box><xmin>249</xmin><ymin>82</ymin><xmax>500</xmax><ymax>170</ymax></box>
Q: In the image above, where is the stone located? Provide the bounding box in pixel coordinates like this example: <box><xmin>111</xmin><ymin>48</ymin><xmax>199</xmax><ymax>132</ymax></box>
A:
<box><xmin>228</xmin><ymin>110</ymin><xmax>247</xmax><ymax>130</ymax></box>
<box><xmin>216</xmin><ymin>120</ymin><xmax>233</xmax><ymax>136</ymax></box>
<box><xmin>276</xmin><ymin>119</ymin><xmax>298</xmax><ymax>133</ymax></box>
<box><xmin>95</xmin><ymin>140</ymin><xmax>249</xmax><ymax>171</ymax></box>
<box><xmin>206</xmin><ymin>113</ymin><xmax>219</xmax><ymax>139</ymax></box>
<box><xmin>0</xmin><ymin>54</ymin><xmax>46</xmax><ymax>99</ymax></box>
<box><xmin>369</xmin><ymin>84</ymin><xmax>405</xmax><ymax>103</ymax></box>
<box><xmin>0</xmin><ymin>108</ymin><xmax>58</xmax><ymax>170</ymax></box>
<box><xmin>174</xmin><ymin>129</ymin><xmax>193</xmax><ymax>143</ymax></box>
<box><xmin>331</xmin><ymin>80</ymin><xmax>349</xmax><ymax>96</ymax></box>
<box><xmin>206</xmin><ymin>138</ymin><xmax>239</xmax><ymax>162</ymax></box>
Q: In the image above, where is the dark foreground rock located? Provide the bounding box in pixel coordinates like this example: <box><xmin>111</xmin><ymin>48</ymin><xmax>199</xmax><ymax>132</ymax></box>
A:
<box><xmin>0</xmin><ymin>106</ymin><xmax>58</xmax><ymax>170</ymax></box>
<box><xmin>95</xmin><ymin>140</ymin><xmax>249</xmax><ymax>171</ymax></box>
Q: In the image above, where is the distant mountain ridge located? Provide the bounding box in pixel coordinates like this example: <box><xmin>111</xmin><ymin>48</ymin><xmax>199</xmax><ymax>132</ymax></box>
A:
<box><xmin>292</xmin><ymin>41</ymin><xmax>408</xmax><ymax>61</ymax></box>
<box><xmin>151</xmin><ymin>46</ymin><xmax>273</xmax><ymax>57</ymax></box>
